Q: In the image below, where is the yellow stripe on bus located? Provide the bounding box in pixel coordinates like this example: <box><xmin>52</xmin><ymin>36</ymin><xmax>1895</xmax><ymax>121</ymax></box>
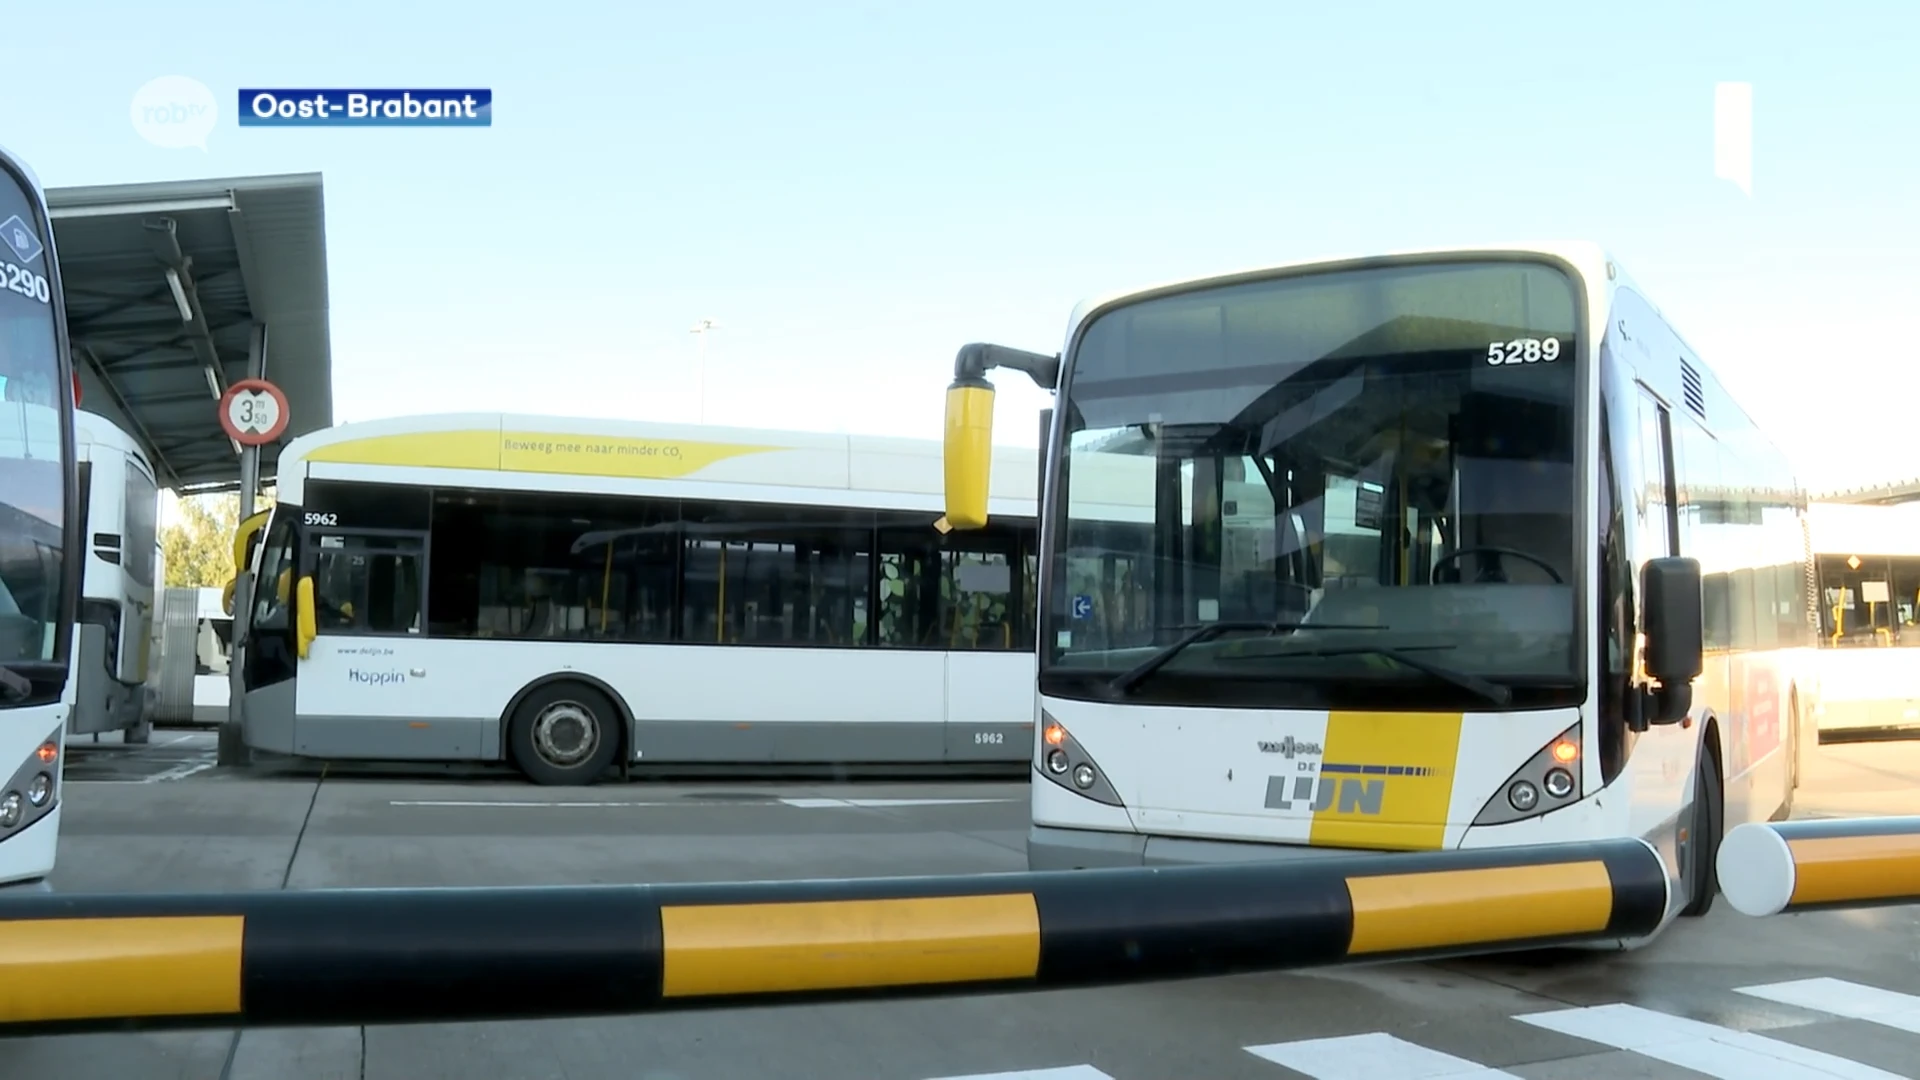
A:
<box><xmin>302</xmin><ymin>428</ymin><xmax>781</xmax><ymax>481</ymax></box>
<box><xmin>659</xmin><ymin>894</ymin><xmax>1041</xmax><ymax>998</ymax></box>
<box><xmin>1309</xmin><ymin>711</ymin><xmax>1464</xmax><ymax>851</ymax></box>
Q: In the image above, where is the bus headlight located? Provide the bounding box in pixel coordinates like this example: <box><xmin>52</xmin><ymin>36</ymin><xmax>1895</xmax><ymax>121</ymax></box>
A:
<box><xmin>1543</xmin><ymin>768</ymin><xmax>1575</xmax><ymax>799</ymax></box>
<box><xmin>27</xmin><ymin>773</ymin><xmax>52</xmax><ymax>806</ymax></box>
<box><xmin>1474</xmin><ymin>721</ymin><xmax>1584</xmax><ymax>827</ymax></box>
<box><xmin>0</xmin><ymin>792</ymin><xmax>21</xmax><ymax>828</ymax></box>
<box><xmin>1035</xmin><ymin>711</ymin><xmax>1126</xmax><ymax>808</ymax></box>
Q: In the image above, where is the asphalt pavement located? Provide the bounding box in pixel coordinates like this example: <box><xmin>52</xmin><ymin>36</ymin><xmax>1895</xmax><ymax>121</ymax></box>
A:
<box><xmin>8</xmin><ymin>731</ymin><xmax>1920</xmax><ymax>1080</ymax></box>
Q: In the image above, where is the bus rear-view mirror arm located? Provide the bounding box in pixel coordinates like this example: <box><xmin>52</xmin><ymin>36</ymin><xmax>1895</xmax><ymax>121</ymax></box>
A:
<box><xmin>942</xmin><ymin>343</ymin><xmax>1061</xmax><ymax>532</ymax></box>
<box><xmin>1638</xmin><ymin>556</ymin><xmax>1703</xmax><ymax>728</ymax></box>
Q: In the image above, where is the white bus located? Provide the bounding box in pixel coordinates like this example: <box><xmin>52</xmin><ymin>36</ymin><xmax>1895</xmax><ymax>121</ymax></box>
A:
<box><xmin>0</xmin><ymin>142</ymin><xmax>79</xmax><ymax>891</ymax></box>
<box><xmin>234</xmin><ymin>414</ymin><xmax>1047</xmax><ymax>784</ymax></box>
<box><xmin>146</xmin><ymin>585</ymin><xmax>232</xmax><ymax>728</ymax></box>
<box><xmin>66</xmin><ymin>408</ymin><xmax>160</xmax><ymax>744</ymax></box>
<box><xmin>940</xmin><ymin>243</ymin><xmax>1820</xmax><ymax>935</ymax></box>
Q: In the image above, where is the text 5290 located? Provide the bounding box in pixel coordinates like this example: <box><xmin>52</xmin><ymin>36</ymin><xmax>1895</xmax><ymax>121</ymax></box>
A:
<box><xmin>2</xmin><ymin>261</ymin><xmax>50</xmax><ymax>304</ymax></box>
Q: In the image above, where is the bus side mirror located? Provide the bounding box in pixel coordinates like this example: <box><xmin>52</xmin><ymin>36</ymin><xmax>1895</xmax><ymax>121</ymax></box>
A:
<box><xmin>943</xmin><ymin>379</ymin><xmax>995</xmax><ymax>530</ymax></box>
<box><xmin>295</xmin><ymin>576</ymin><xmax>317</xmax><ymax>659</ymax></box>
<box><xmin>1640</xmin><ymin>557</ymin><xmax>1702</xmax><ymax>725</ymax></box>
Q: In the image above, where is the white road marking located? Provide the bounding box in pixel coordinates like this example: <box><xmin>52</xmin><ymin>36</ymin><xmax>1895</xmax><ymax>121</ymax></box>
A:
<box><xmin>387</xmin><ymin>797</ymin><xmax>1018</xmax><ymax>810</ymax></box>
<box><xmin>66</xmin><ymin>754</ymin><xmax>218</xmax><ymax>785</ymax></box>
<box><xmin>921</xmin><ymin>1060</ymin><xmax>1121</xmax><ymax>1068</ymax></box>
<box><xmin>1738</xmin><ymin>977</ymin><xmax>1920</xmax><ymax>1035</ymax></box>
<box><xmin>143</xmin><ymin>758</ymin><xmax>217</xmax><ymax>783</ymax></box>
<box><xmin>1246</xmin><ymin>1032</ymin><xmax>1521</xmax><ymax>1078</ymax></box>
<box><xmin>1515</xmin><ymin>1002</ymin><xmax>1909</xmax><ymax>1079</ymax></box>
<box><xmin>777</xmin><ymin>797</ymin><xmax>1013</xmax><ymax>809</ymax></box>
<box><xmin>389</xmin><ymin>800</ymin><xmax>678</xmax><ymax>808</ymax></box>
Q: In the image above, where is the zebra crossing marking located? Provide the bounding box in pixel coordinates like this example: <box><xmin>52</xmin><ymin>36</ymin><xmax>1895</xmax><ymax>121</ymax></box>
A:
<box><xmin>1738</xmin><ymin>977</ymin><xmax>1920</xmax><ymax>1036</ymax></box>
<box><xmin>917</xmin><ymin>977</ymin><xmax>1920</xmax><ymax>1080</ymax></box>
<box><xmin>1514</xmin><ymin>1001</ymin><xmax>1909</xmax><ymax>1079</ymax></box>
<box><xmin>921</xmin><ymin>1060</ymin><xmax>1121</xmax><ymax>1068</ymax></box>
<box><xmin>1245</xmin><ymin>1031</ymin><xmax>1522</xmax><ymax>1078</ymax></box>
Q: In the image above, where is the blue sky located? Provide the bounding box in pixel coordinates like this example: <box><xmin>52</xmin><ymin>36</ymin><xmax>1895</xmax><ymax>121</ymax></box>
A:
<box><xmin>5</xmin><ymin>1</ymin><xmax>1917</xmax><ymax>496</ymax></box>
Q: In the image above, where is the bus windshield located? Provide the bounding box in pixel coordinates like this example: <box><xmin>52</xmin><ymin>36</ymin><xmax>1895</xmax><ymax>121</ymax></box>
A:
<box><xmin>1043</xmin><ymin>258</ymin><xmax>1585</xmax><ymax>711</ymax></box>
<box><xmin>0</xmin><ymin>158</ymin><xmax>65</xmax><ymax>690</ymax></box>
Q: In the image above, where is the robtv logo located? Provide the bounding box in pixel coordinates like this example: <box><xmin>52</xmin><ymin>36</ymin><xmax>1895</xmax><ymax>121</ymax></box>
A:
<box><xmin>130</xmin><ymin>76</ymin><xmax>218</xmax><ymax>150</ymax></box>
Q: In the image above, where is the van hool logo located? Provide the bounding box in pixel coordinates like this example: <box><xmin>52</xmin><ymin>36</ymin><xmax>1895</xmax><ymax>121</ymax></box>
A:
<box><xmin>1257</xmin><ymin>736</ymin><xmax>1322</xmax><ymax>759</ymax></box>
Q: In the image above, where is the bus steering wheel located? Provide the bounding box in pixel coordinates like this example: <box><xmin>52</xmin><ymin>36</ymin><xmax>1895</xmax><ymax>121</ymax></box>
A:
<box><xmin>1431</xmin><ymin>546</ymin><xmax>1564</xmax><ymax>584</ymax></box>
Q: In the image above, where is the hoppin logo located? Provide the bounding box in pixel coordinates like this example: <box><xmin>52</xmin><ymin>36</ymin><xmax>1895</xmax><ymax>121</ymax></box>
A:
<box><xmin>349</xmin><ymin>669</ymin><xmax>406</xmax><ymax>687</ymax></box>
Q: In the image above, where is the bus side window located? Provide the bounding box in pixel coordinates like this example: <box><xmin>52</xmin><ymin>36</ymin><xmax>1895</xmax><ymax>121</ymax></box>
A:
<box><xmin>312</xmin><ymin>535</ymin><xmax>426</xmax><ymax>636</ymax></box>
<box><xmin>252</xmin><ymin>514</ymin><xmax>297</xmax><ymax>632</ymax></box>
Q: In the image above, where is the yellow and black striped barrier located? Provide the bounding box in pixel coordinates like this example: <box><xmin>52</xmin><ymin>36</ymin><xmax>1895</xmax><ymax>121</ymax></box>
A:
<box><xmin>0</xmin><ymin>838</ymin><xmax>1668</xmax><ymax>1036</ymax></box>
<box><xmin>1718</xmin><ymin>817</ymin><xmax>1920</xmax><ymax>917</ymax></box>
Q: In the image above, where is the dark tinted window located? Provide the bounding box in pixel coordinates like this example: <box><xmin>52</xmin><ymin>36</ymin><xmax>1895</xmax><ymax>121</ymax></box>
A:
<box><xmin>0</xmin><ymin>157</ymin><xmax>67</xmax><ymax>669</ymax></box>
<box><xmin>311</xmin><ymin>533</ymin><xmax>425</xmax><ymax>636</ymax></box>
<box><xmin>307</xmin><ymin>480</ymin><xmax>432</xmax><ymax>531</ymax></box>
<box><xmin>1048</xmin><ymin>259</ymin><xmax>1583</xmax><ymax>709</ymax></box>
<box><xmin>124</xmin><ymin>461</ymin><xmax>158</xmax><ymax>589</ymax></box>
<box><xmin>408</xmin><ymin>485</ymin><xmax>1036</xmax><ymax>650</ymax></box>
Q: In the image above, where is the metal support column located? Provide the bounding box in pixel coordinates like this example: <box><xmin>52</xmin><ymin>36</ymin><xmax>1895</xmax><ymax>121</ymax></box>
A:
<box><xmin>219</xmin><ymin>322</ymin><xmax>268</xmax><ymax>768</ymax></box>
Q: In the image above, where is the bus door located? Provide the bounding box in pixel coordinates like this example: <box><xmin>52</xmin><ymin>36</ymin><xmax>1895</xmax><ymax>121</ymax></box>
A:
<box><xmin>1629</xmin><ymin>386</ymin><xmax>1695</xmax><ymax>818</ymax></box>
<box><xmin>292</xmin><ymin>526</ymin><xmax>446</xmax><ymax>758</ymax></box>
<box><xmin>238</xmin><ymin>503</ymin><xmax>303</xmax><ymax>753</ymax></box>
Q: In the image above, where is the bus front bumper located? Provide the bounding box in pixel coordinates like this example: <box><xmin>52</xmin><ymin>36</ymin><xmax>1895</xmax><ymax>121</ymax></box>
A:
<box><xmin>1029</xmin><ymin>823</ymin><xmax>1407</xmax><ymax>871</ymax></box>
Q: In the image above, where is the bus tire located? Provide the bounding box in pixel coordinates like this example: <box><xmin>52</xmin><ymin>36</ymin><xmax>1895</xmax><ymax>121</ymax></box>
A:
<box><xmin>505</xmin><ymin>681</ymin><xmax>622</xmax><ymax>787</ymax></box>
<box><xmin>1679</xmin><ymin>736</ymin><xmax>1724</xmax><ymax>918</ymax></box>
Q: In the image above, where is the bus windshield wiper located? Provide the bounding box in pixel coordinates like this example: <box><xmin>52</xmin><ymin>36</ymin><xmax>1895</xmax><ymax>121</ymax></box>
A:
<box><xmin>0</xmin><ymin>664</ymin><xmax>30</xmax><ymax>702</ymax></box>
<box><xmin>1107</xmin><ymin>620</ymin><xmax>1384</xmax><ymax>694</ymax></box>
<box><xmin>1264</xmin><ymin>644</ymin><xmax>1513</xmax><ymax>706</ymax></box>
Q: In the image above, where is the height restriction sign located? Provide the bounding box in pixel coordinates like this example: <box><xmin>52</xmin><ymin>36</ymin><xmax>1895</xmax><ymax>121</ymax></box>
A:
<box><xmin>219</xmin><ymin>378</ymin><xmax>290</xmax><ymax>446</ymax></box>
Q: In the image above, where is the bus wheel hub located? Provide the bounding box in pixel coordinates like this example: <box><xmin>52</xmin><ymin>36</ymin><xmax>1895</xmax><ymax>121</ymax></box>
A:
<box><xmin>533</xmin><ymin>702</ymin><xmax>598</xmax><ymax>766</ymax></box>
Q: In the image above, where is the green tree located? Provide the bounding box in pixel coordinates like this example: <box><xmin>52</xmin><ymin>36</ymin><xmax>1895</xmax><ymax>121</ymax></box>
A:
<box><xmin>160</xmin><ymin>489</ymin><xmax>278</xmax><ymax>588</ymax></box>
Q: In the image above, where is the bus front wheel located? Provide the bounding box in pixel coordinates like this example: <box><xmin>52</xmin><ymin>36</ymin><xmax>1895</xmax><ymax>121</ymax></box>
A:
<box><xmin>1679</xmin><ymin>739</ymin><xmax>1724</xmax><ymax>918</ymax></box>
<box><xmin>506</xmin><ymin>681</ymin><xmax>622</xmax><ymax>786</ymax></box>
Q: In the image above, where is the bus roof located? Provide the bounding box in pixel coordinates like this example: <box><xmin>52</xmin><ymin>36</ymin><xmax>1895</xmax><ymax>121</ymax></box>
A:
<box><xmin>1062</xmin><ymin>241</ymin><xmax>1618</xmax><ymax>345</ymax></box>
<box><xmin>74</xmin><ymin>408</ymin><xmax>154</xmax><ymax>477</ymax></box>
